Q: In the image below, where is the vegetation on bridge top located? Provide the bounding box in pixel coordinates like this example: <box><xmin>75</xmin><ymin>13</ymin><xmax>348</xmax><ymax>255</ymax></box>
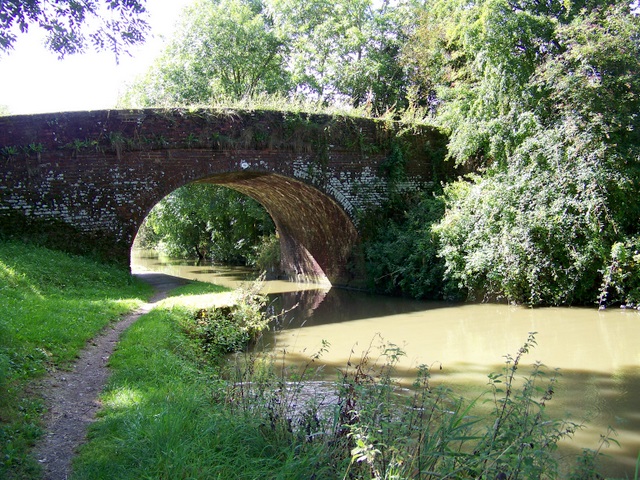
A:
<box><xmin>0</xmin><ymin>107</ymin><xmax>447</xmax><ymax>174</ymax></box>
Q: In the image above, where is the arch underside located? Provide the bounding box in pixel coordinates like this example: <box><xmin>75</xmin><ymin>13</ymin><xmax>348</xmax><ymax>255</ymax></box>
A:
<box><xmin>198</xmin><ymin>172</ymin><xmax>358</xmax><ymax>285</ymax></box>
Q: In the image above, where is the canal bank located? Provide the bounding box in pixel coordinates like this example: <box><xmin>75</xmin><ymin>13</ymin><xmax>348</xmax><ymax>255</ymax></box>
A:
<box><xmin>133</xmin><ymin>249</ymin><xmax>640</xmax><ymax>477</ymax></box>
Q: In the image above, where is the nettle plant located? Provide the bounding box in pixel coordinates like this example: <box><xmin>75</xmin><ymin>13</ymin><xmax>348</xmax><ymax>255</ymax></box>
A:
<box><xmin>182</xmin><ymin>277</ymin><xmax>272</xmax><ymax>358</ymax></box>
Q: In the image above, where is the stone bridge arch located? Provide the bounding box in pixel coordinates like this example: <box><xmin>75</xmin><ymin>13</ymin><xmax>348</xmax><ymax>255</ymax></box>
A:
<box><xmin>194</xmin><ymin>172</ymin><xmax>357</xmax><ymax>284</ymax></box>
<box><xmin>0</xmin><ymin>108</ymin><xmax>449</xmax><ymax>285</ymax></box>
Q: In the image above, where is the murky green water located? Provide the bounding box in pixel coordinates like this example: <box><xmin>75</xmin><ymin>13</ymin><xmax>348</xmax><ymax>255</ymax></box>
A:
<box><xmin>132</xmin><ymin>250</ymin><xmax>640</xmax><ymax>477</ymax></box>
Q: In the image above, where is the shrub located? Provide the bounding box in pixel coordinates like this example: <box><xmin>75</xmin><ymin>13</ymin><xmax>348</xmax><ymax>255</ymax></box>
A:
<box><xmin>433</xmin><ymin>127</ymin><xmax>620</xmax><ymax>306</ymax></box>
<box><xmin>181</xmin><ymin>278</ymin><xmax>271</xmax><ymax>358</ymax></box>
<box><xmin>249</xmin><ymin>233</ymin><xmax>281</xmax><ymax>278</ymax></box>
<box><xmin>360</xmin><ymin>191</ymin><xmax>457</xmax><ymax>300</ymax></box>
<box><xmin>599</xmin><ymin>236</ymin><xmax>640</xmax><ymax>307</ymax></box>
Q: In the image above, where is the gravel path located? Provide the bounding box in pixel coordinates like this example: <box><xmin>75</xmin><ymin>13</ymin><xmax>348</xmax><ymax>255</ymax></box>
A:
<box><xmin>33</xmin><ymin>272</ymin><xmax>188</xmax><ymax>480</ymax></box>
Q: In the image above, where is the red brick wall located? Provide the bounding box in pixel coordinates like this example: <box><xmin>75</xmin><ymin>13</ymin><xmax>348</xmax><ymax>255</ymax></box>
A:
<box><xmin>0</xmin><ymin>109</ymin><xmax>448</xmax><ymax>285</ymax></box>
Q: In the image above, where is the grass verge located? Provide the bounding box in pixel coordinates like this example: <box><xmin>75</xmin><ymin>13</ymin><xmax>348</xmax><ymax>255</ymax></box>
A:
<box><xmin>71</xmin><ymin>294</ymin><xmax>325</xmax><ymax>479</ymax></box>
<box><xmin>72</xmin><ymin>287</ymin><xmax>611</xmax><ymax>479</ymax></box>
<box><xmin>0</xmin><ymin>240</ymin><xmax>153</xmax><ymax>479</ymax></box>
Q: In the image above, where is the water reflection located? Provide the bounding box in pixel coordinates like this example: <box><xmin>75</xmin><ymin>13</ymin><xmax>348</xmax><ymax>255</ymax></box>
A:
<box><xmin>131</xmin><ymin>249</ymin><xmax>328</xmax><ymax>294</ymax></box>
<box><xmin>132</xmin><ymin>250</ymin><xmax>640</xmax><ymax>477</ymax></box>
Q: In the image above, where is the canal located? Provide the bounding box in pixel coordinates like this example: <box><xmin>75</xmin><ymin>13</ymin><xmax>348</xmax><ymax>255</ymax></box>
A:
<box><xmin>132</xmin><ymin>250</ymin><xmax>640</xmax><ymax>477</ymax></box>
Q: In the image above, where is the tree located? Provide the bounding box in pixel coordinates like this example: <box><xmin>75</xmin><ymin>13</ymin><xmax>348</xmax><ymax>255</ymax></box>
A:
<box><xmin>139</xmin><ymin>184</ymin><xmax>275</xmax><ymax>265</ymax></box>
<box><xmin>0</xmin><ymin>0</ymin><xmax>148</xmax><ymax>58</ymax></box>
<box><xmin>271</xmin><ymin>0</ymin><xmax>420</xmax><ymax>113</ymax></box>
<box><xmin>121</xmin><ymin>0</ymin><xmax>421</xmax><ymax>113</ymax></box>
<box><xmin>121</xmin><ymin>0</ymin><xmax>289</xmax><ymax>106</ymax></box>
<box><xmin>407</xmin><ymin>1</ymin><xmax>640</xmax><ymax>305</ymax></box>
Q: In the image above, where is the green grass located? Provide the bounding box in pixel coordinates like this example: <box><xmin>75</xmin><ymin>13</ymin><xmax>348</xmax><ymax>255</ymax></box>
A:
<box><xmin>72</xmin><ymin>281</ymin><xmax>333</xmax><ymax>479</ymax></box>
<box><xmin>0</xmin><ymin>240</ymin><xmax>153</xmax><ymax>479</ymax></box>
<box><xmin>72</xmin><ymin>305</ymin><xmax>332</xmax><ymax>479</ymax></box>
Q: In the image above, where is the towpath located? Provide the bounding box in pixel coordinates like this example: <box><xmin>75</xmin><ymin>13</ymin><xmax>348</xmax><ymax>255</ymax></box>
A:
<box><xmin>33</xmin><ymin>272</ymin><xmax>188</xmax><ymax>480</ymax></box>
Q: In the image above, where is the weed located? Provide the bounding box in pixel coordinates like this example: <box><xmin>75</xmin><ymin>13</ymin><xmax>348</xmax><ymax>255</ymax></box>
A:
<box><xmin>216</xmin><ymin>333</ymin><xmax>600</xmax><ymax>479</ymax></box>
<box><xmin>0</xmin><ymin>145</ymin><xmax>19</xmax><ymax>159</ymax></box>
<box><xmin>180</xmin><ymin>277</ymin><xmax>273</xmax><ymax>359</ymax></box>
<box><xmin>185</xmin><ymin>132</ymin><xmax>200</xmax><ymax>148</ymax></box>
<box><xmin>108</xmin><ymin>131</ymin><xmax>126</xmax><ymax>159</ymax></box>
<box><xmin>64</xmin><ymin>138</ymin><xmax>100</xmax><ymax>154</ymax></box>
<box><xmin>22</xmin><ymin>143</ymin><xmax>45</xmax><ymax>156</ymax></box>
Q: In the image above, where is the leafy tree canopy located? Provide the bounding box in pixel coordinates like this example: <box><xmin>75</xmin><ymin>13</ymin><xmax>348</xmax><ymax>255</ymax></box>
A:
<box><xmin>404</xmin><ymin>0</ymin><xmax>640</xmax><ymax>305</ymax></box>
<box><xmin>138</xmin><ymin>184</ymin><xmax>275</xmax><ymax>265</ymax></box>
<box><xmin>404</xmin><ymin>0</ymin><xmax>640</xmax><ymax>167</ymax></box>
<box><xmin>121</xmin><ymin>0</ymin><xmax>290</xmax><ymax>105</ymax></box>
<box><xmin>120</xmin><ymin>0</ymin><xmax>421</xmax><ymax>113</ymax></box>
<box><xmin>0</xmin><ymin>0</ymin><xmax>149</xmax><ymax>58</ymax></box>
<box><xmin>270</xmin><ymin>0</ymin><xmax>421</xmax><ymax>113</ymax></box>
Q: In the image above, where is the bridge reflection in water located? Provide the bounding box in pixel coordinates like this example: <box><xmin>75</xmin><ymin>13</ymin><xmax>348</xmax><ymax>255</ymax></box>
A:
<box><xmin>132</xmin><ymin>249</ymin><xmax>640</xmax><ymax>478</ymax></box>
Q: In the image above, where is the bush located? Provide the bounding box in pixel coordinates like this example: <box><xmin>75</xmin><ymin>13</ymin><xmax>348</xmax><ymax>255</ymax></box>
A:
<box><xmin>181</xmin><ymin>279</ymin><xmax>271</xmax><ymax>358</ymax></box>
<box><xmin>599</xmin><ymin>236</ymin><xmax>640</xmax><ymax>307</ymax></box>
<box><xmin>224</xmin><ymin>333</ymin><xmax>602</xmax><ymax>479</ymax></box>
<box><xmin>433</xmin><ymin>125</ymin><xmax>627</xmax><ymax>306</ymax></box>
<box><xmin>360</xmin><ymin>191</ymin><xmax>458</xmax><ymax>300</ymax></box>
<box><xmin>249</xmin><ymin>233</ymin><xmax>281</xmax><ymax>278</ymax></box>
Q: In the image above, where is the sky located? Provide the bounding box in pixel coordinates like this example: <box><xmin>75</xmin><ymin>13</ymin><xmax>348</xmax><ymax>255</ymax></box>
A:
<box><xmin>0</xmin><ymin>1</ymin><xmax>192</xmax><ymax>115</ymax></box>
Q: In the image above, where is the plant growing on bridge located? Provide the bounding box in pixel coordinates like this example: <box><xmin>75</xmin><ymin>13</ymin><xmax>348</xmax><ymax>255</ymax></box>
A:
<box><xmin>65</xmin><ymin>138</ymin><xmax>99</xmax><ymax>154</ymax></box>
<box><xmin>0</xmin><ymin>145</ymin><xmax>18</xmax><ymax>159</ymax></box>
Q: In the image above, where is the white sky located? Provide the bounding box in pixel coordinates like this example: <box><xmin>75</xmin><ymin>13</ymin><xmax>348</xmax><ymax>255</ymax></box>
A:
<box><xmin>0</xmin><ymin>1</ymin><xmax>192</xmax><ymax>115</ymax></box>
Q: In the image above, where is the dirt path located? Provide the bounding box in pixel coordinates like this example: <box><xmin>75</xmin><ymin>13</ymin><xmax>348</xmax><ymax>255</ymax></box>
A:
<box><xmin>33</xmin><ymin>272</ymin><xmax>188</xmax><ymax>480</ymax></box>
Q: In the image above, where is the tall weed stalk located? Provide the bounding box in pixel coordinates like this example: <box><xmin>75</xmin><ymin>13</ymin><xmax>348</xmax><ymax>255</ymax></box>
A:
<box><xmin>215</xmin><ymin>332</ymin><xmax>600</xmax><ymax>479</ymax></box>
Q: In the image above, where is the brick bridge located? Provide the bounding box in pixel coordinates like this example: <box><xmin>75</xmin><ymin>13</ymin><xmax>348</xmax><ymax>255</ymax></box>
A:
<box><xmin>0</xmin><ymin>108</ymin><xmax>448</xmax><ymax>285</ymax></box>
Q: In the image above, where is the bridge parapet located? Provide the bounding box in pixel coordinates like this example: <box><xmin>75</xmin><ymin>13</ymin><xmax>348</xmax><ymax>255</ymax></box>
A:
<box><xmin>0</xmin><ymin>108</ymin><xmax>448</xmax><ymax>285</ymax></box>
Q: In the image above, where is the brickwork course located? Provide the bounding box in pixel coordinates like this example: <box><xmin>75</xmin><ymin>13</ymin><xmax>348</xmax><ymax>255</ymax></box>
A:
<box><xmin>0</xmin><ymin>108</ymin><xmax>449</xmax><ymax>285</ymax></box>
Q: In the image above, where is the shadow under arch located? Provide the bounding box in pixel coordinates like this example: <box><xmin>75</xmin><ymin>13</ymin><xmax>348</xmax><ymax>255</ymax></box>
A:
<box><xmin>140</xmin><ymin>171</ymin><xmax>358</xmax><ymax>286</ymax></box>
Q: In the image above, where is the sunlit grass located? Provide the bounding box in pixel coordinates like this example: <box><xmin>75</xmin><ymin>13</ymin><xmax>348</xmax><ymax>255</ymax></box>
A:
<box><xmin>120</xmin><ymin>92</ymin><xmax>436</xmax><ymax>126</ymax></box>
<box><xmin>73</xmin><ymin>303</ymin><xmax>336</xmax><ymax>480</ymax></box>
<box><xmin>102</xmin><ymin>386</ymin><xmax>144</xmax><ymax>410</ymax></box>
<box><xmin>0</xmin><ymin>240</ymin><xmax>153</xmax><ymax>479</ymax></box>
<box><xmin>160</xmin><ymin>281</ymin><xmax>234</xmax><ymax>309</ymax></box>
